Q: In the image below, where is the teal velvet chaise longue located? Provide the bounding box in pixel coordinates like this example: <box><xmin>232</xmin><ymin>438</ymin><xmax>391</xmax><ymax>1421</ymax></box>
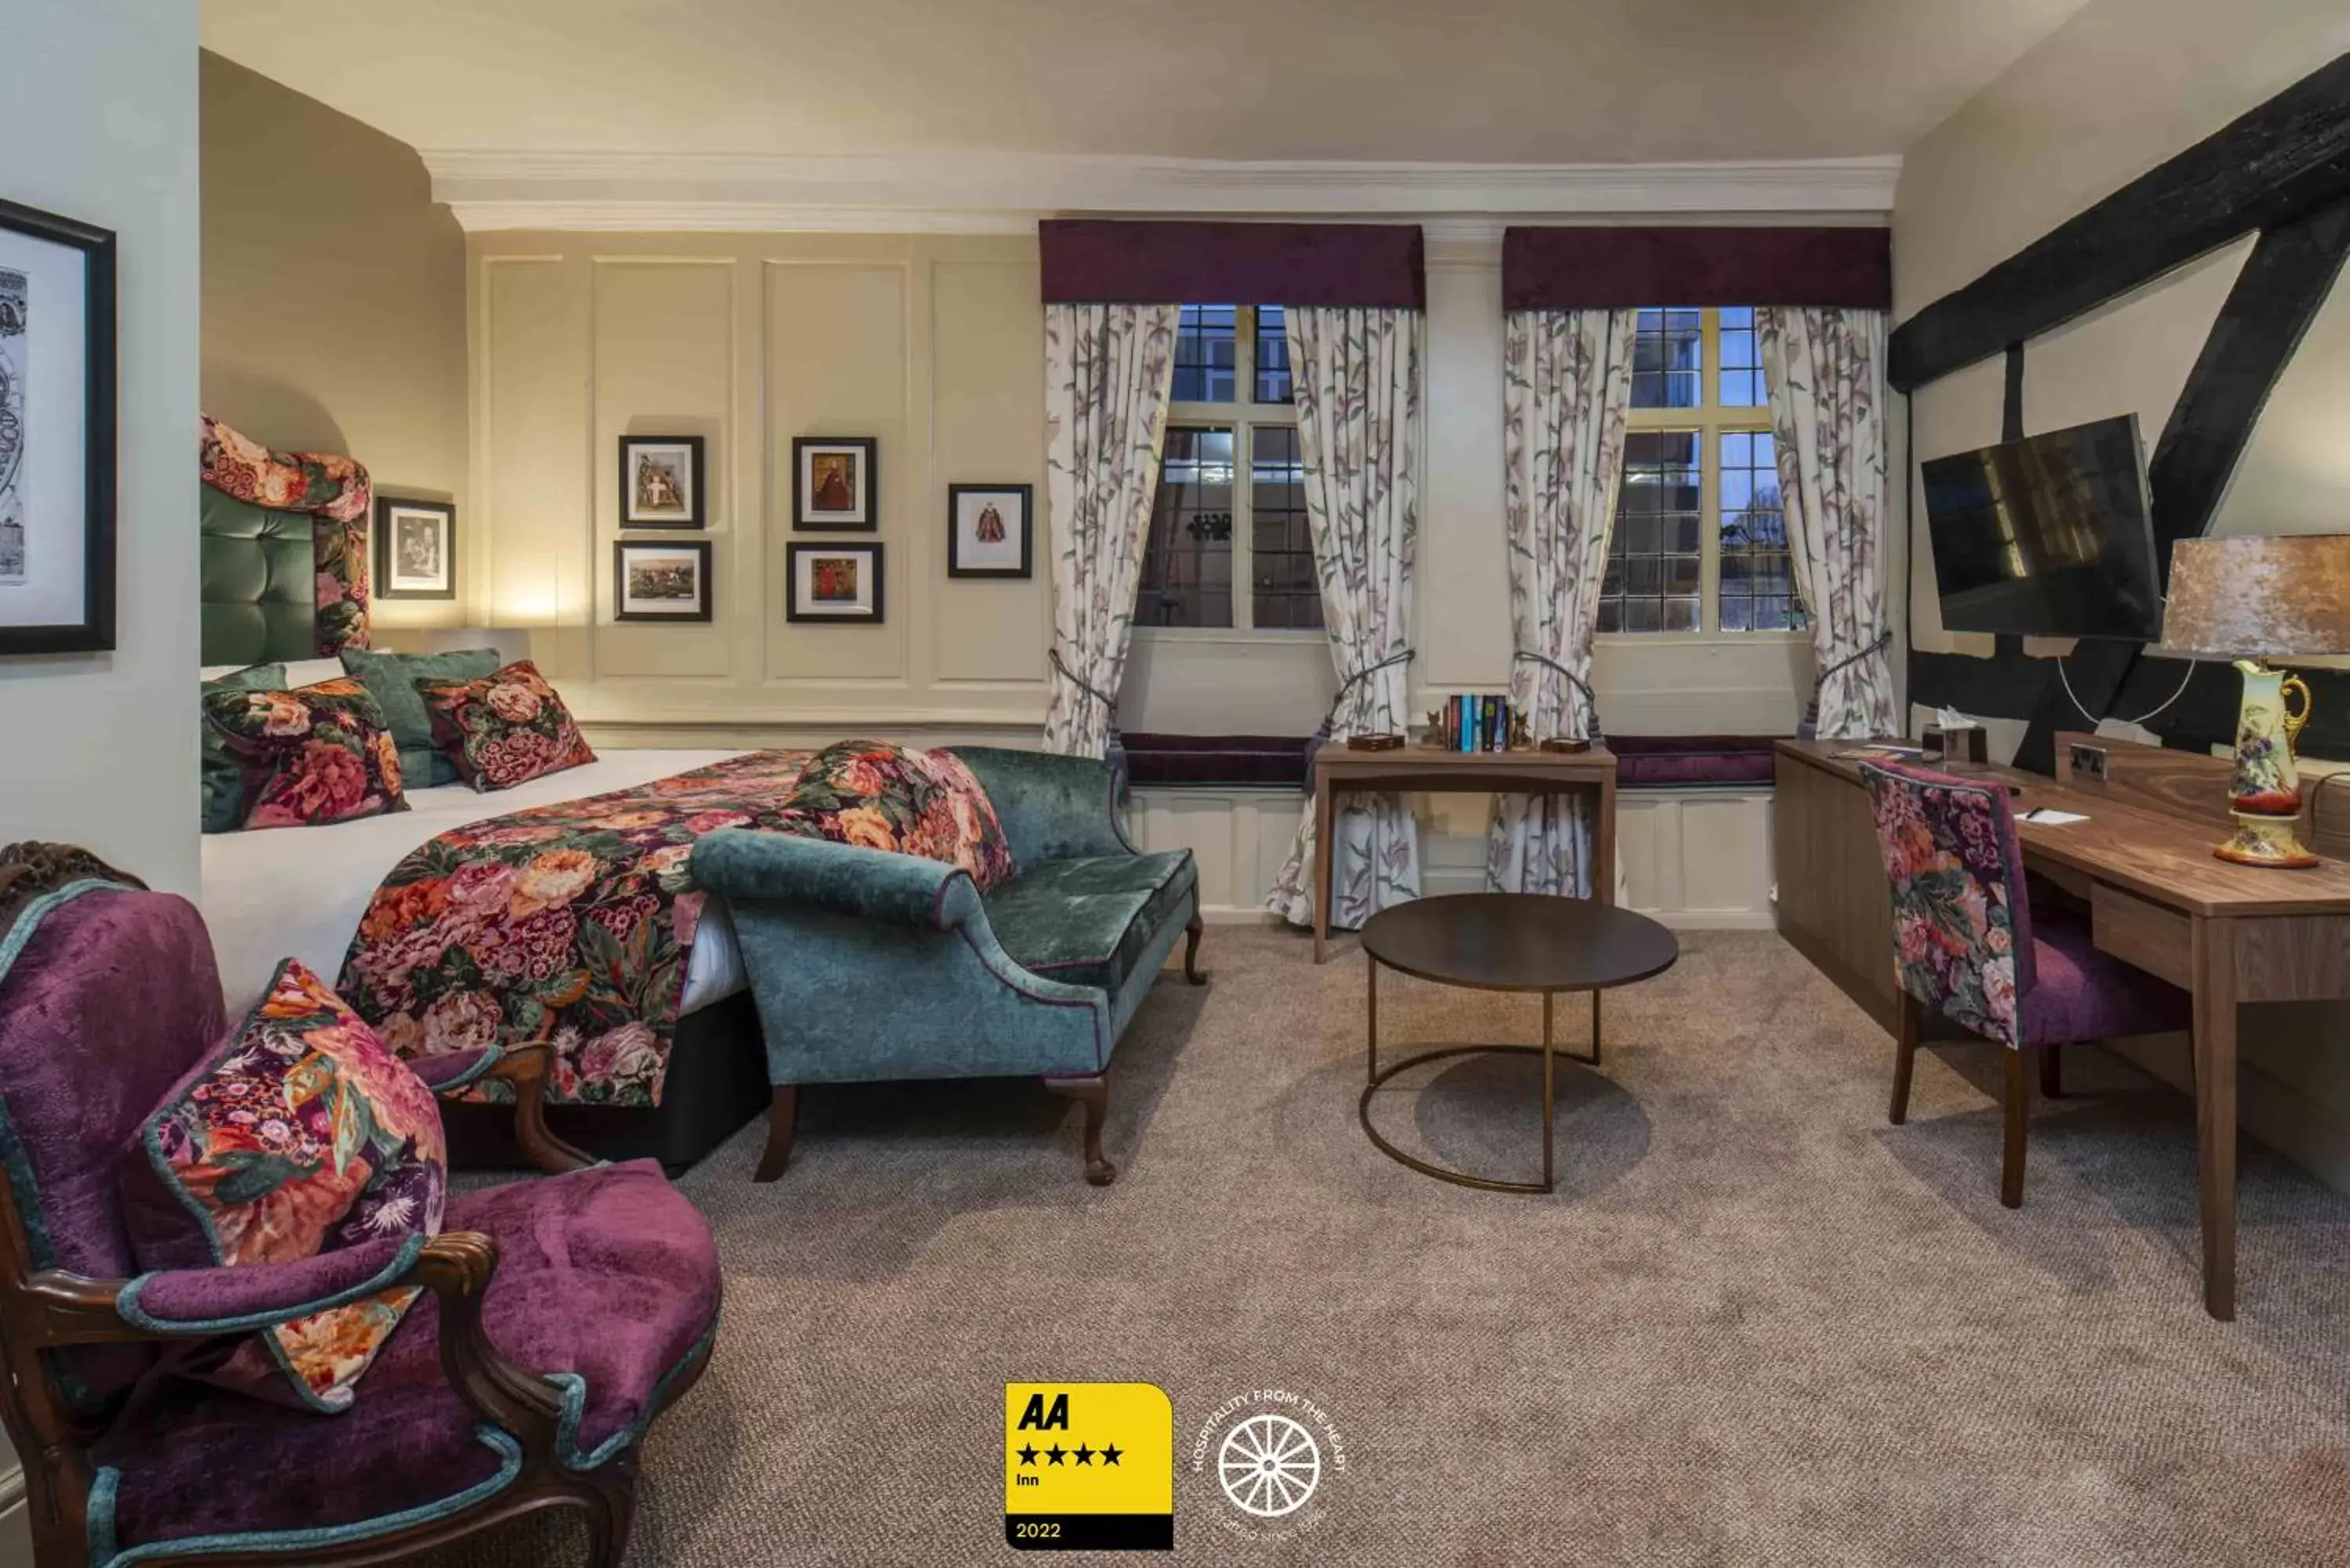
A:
<box><xmin>691</xmin><ymin>746</ymin><xmax>1205</xmax><ymax>1185</ymax></box>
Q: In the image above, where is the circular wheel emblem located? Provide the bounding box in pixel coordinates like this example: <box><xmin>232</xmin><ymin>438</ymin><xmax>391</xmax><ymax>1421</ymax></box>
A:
<box><xmin>1217</xmin><ymin>1413</ymin><xmax>1321</xmax><ymax>1518</ymax></box>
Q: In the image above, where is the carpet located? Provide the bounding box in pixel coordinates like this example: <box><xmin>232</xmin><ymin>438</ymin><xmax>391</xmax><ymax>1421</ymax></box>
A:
<box><xmin>443</xmin><ymin>926</ymin><xmax>2350</xmax><ymax>1567</ymax></box>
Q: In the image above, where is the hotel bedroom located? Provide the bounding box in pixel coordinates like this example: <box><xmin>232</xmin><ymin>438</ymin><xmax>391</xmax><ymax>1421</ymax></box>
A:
<box><xmin>4</xmin><ymin>1</ymin><xmax>2350</xmax><ymax>1564</ymax></box>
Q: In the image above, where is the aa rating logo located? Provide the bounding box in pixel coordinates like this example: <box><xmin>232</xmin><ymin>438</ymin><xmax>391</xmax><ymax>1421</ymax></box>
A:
<box><xmin>1003</xmin><ymin>1383</ymin><xmax>1173</xmax><ymax>1552</ymax></box>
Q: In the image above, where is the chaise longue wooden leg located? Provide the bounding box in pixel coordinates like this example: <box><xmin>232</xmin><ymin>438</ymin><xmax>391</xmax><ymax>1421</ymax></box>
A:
<box><xmin>754</xmin><ymin>1085</ymin><xmax>800</xmax><ymax>1183</ymax></box>
<box><xmin>1183</xmin><ymin>912</ymin><xmax>1206</xmax><ymax>985</ymax></box>
<box><xmin>1046</xmin><ymin>1075</ymin><xmax>1117</xmax><ymax>1186</ymax></box>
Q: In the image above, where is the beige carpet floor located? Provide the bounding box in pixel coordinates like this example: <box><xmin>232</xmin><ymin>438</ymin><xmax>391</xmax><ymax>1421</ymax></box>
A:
<box><xmin>445</xmin><ymin>926</ymin><xmax>2350</xmax><ymax>1567</ymax></box>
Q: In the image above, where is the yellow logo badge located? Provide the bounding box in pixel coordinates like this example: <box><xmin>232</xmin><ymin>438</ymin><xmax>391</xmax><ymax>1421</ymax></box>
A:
<box><xmin>1004</xmin><ymin>1382</ymin><xmax>1174</xmax><ymax>1551</ymax></box>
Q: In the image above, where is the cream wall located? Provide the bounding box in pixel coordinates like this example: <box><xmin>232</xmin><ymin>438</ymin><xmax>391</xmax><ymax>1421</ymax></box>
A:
<box><xmin>1893</xmin><ymin>0</ymin><xmax>2350</xmax><ymax>1187</ymax></box>
<box><xmin>468</xmin><ymin>227</ymin><xmax>1828</xmax><ymax>745</ymax></box>
<box><xmin>201</xmin><ymin>50</ymin><xmax>470</xmax><ymax>635</ymax></box>
<box><xmin>0</xmin><ymin>0</ymin><xmax>201</xmax><ymax>898</ymax></box>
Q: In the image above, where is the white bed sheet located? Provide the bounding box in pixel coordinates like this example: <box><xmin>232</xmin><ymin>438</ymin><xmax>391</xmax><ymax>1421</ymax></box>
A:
<box><xmin>201</xmin><ymin>750</ymin><xmax>754</xmax><ymax>1013</ymax></box>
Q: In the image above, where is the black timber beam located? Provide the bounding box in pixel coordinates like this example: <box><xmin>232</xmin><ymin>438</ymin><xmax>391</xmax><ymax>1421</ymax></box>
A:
<box><xmin>1888</xmin><ymin>51</ymin><xmax>2350</xmax><ymax>391</ymax></box>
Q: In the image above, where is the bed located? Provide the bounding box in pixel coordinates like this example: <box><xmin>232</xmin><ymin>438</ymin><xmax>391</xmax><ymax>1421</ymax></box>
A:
<box><xmin>194</xmin><ymin>418</ymin><xmax>776</xmax><ymax>1170</ymax></box>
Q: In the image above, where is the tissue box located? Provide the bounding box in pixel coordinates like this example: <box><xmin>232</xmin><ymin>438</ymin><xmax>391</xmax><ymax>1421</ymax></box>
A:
<box><xmin>1924</xmin><ymin>725</ymin><xmax>1987</xmax><ymax>764</ymax></box>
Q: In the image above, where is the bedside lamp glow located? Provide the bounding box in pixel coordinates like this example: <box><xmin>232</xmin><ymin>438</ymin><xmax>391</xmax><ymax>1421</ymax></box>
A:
<box><xmin>2159</xmin><ymin>534</ymin><xmax>2350</xmax><ymax>869</ymax></box>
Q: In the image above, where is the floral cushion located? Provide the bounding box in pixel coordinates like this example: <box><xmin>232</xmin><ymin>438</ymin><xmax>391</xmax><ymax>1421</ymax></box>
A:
<box><xmin>200</xmin><ymin>663</ymin><xmax>287</xmax><ymax>833</ymax></box>
<box><xmin>415</xmin><ymin>659</ymin><xmax>596</xmax><ymax>792</ymax></box>
<box><xmin>784</xmin><ymin>739</ymin><xmax>1016</xmax><ymax>891</ymax></box>
<box><xmin>201</xmin><ymin>677</ymin><xmax>408</xmax><ymax>831</ymax></box>
<box><xmin>121</xmin><ymin>959</ymin><xmax>446</xmax><ymax>1412</ymax></box>
<box><xmin>1858</xmin><ymin>761</ymin><xmax>2035</xmax><ymax>1047</ymax></box>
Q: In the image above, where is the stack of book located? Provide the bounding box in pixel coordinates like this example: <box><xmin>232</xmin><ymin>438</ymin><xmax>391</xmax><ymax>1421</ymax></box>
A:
<box><xmin>1439</xmin><ymin>693</ymin><xmax>1514</xmax><ymax>753</ymax></box>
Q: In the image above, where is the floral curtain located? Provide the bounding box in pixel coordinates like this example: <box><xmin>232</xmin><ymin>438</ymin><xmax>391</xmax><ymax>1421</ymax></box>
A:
<box><xmin>1267</xmin><ymin>308</ymin><xmax>1424</xmax><ymax>930</ymax></box>
<box><xmin>1484</xmin><ymin>309</ymin><xmax>1636</xmax><ymax>897</ymax></box>
<box><xmin>1758</xmin><ymin>308</ymin><xmax>1897</xmax><ymax>739</ymax></box>
<box><xmin>1041</xmin><ymin>304</ymin><xmax>1180</xmax><ymax>763</ymax></box>
<box><xmin>200</xmin><ymin>414</ymin><xmax>373</xmax><ymax>655</ymax></box>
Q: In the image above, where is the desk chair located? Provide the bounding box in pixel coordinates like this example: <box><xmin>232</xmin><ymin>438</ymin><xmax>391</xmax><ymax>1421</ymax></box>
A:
<box><xmin>1857</xmin><ymin>761</ymin><xmax>2192</xmax><ymax>1207</ymax></box>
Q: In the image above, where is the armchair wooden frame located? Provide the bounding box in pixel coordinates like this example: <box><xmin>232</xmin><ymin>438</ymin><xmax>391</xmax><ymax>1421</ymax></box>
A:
<box><xmin>0</xmin><ymin>1041</ymin><xmax>703</xmax><ymax>1568</ymax></box>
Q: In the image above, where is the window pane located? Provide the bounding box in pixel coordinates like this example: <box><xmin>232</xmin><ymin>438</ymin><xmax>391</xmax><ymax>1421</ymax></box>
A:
<box><xmin>1718</xmin><ymin>305</ymin><xmax>1767</xmax><ymax>408</ymax></box>
<box><xmin>1254</xmin><ymin>305</ymin><xmax>1293</xmax><ymax>404</ymax></box>
<box><xmin>1632</xmin><ymin>306</ymin><xmax>1702</xmax><ymax>409</ymax></box>
<box><xmin>1139</xmin><ymin>426</ymin><xmax>1234</xmax><ymax>627</ymax></box>
<box><xmin>1173</xmin><ymin>305</ymin><xmax>1238</xmax><ymax>403</ymax></box>
<box><xmin>1246</xmin><ymin>425</ymin><xmax>1321</xmax><ymax>630</ymax></box>
<box><xmin>1602</xmin><ymin>430</ymin><xmax>1701</xmax><ymax>634</ymax></box>
<box><xmin>1716</xmin><ymin>428</ymin><xmax>1806</xmax><ymax>633</ymax></box>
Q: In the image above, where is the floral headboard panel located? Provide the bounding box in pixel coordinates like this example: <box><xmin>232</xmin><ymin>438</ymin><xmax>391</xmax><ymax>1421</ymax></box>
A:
<box><xmin>197</xmin><ymin>414</ymin><xmax>371</xmax><ymax>664</ymax></box>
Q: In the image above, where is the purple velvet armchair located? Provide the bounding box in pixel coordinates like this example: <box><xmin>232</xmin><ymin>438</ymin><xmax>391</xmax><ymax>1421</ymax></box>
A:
<box><xmin>1858</xmin><ymin>762</ymin><xmax>2192</xmax><ymax>1207</ymax></box>
<box><xmin>0</xmin><ymin>867</ymin><xmax>722</xmax><ymax>1568</ymax></box>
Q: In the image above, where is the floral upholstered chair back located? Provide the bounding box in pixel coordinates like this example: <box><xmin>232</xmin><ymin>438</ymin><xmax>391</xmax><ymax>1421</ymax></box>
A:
<box><xmin>1857</xmin><ymin>761</ymin><xmax>2036</xmax><ymax>1047</ymax></box>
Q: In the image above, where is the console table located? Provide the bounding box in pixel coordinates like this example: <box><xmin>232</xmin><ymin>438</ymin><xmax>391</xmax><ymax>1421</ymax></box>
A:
<box><xmin>1309</xmin><ymin>743</ymin><xmax>1618</xmax><ymax>965</ymax></box>
<box><xmin>1773</xmin><ymin>733</ymin><xmax>2350</xmax><ymax>1321</ymax></box>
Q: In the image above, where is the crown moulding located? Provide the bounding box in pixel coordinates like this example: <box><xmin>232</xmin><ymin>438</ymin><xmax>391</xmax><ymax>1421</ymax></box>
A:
<box><xmin>424</xmin><ymin>150</ymin><xmax>1902</xmax><ymax>233</ymax></box>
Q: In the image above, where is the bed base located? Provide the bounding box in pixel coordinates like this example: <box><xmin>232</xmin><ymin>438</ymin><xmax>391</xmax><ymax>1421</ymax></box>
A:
<box><xmin>443</xmin><ymin>992</ymin><xmax>771</xmax><ymax>1175</ymax></box>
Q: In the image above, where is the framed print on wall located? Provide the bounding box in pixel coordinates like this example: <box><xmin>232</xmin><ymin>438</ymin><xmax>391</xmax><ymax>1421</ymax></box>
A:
<box><xmin>786</xmin><ymin>542</ymin><xmax>884</xmax><ymax>624</ymax></box>
<box><xmin>793</xmin><ymin>436</ymin><xmax>877</xmax><ymax>530</ymax></box>
<box><xmin>619</xmin><ymin>435</ymin><xmax>705</xmax><ymax>528</ymax></box>
<box><xmin>946</xmin><ymin>483</ymin><xmax>1032</xmax><ymax>579</ymax></box>
<box><xmin>0</xmin><ymin>197</ymin><xmax>116</xmax><ymax>656</ymax></box>
<box><xmin>614</xmin><ymin>538</ymin><xmax>714</xmax><ymax>623</ymax></box>
<box><xmin>373</xmin><ymin>498</ymin><xmax>456</xmax><ymax>599</ymax></box>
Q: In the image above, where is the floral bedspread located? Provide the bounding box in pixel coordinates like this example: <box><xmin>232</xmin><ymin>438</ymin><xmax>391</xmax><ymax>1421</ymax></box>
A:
<box><xmin>336</xmin><ymin>750</ymin><xmax>812</xmax><ymax>1106</ymax></box>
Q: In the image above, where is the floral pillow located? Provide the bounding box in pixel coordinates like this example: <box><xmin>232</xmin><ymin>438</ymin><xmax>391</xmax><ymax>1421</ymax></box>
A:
<box><xmin>121</xmin><ymin>959</ymin><xmax>446</xmax><ymax>1412</ymax></box>
<box><xmin>415</xmin><ymin>659</ymin><xmax>595</xmax><ymax>792</ymax></box>
<box><xmin>201</xmin><ymin>677</ymin><xmax>408</xmax><ymax>830</ymax></box>
<box><xmin>784</xmin><ymin>739</ymin><xmax>1015</xmax><ymax>891</ymax></box>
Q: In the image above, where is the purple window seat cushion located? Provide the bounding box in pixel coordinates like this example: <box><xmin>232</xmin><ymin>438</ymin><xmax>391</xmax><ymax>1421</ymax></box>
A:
<box><xmin>93</xmin><ymin>1158</ymin><xmax>719</xmax><ymax>1554</ymax></box>
<box><xmin>1123</xmin><ymin>733</ymin><xmax>1314</xmax><ymax>789</ymax></box>
<box><xmin>0</xmin><ymin>887</ymin><xmax>226</xmax><ymax>1410</ymax></box>
<box><xmin>2019</xmin><ymin>908</ymin><xmax>2193</xmax><ymax>1048</ymax></box>
<box><xmin>1607</xmin><ymin>734</ymin><xmax>1784</xmax><ymax>789</ymax></box>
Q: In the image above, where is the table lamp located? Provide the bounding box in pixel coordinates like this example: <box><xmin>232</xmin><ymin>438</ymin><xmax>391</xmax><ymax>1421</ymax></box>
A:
<box><xmin>2159</xmin><ymin>534</ymin><xmax>2350</xmax><ymax>869</ymax></box>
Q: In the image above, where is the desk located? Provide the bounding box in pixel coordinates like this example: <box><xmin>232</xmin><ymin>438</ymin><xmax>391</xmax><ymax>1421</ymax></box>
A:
<box><xmin>1311</xmin><ymin>743</ymin><xmax>1618</xmax><ymax>965</ymax></box>
<box><xmin>1773</xmin><ymin>736</ymin><xmax>2350</xmax><ymax>1321</ymax></box>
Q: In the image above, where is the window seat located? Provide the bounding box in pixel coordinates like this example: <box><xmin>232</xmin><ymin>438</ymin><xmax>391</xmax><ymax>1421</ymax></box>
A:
<box><xmin>1123</xmin><ymin>733</ymin><xmax>1785</xmax><ymax>792</ymax></box>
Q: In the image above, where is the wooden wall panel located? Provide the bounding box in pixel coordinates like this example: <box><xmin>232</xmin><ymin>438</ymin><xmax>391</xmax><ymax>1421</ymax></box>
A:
<box><xmin>931</xmin><ymin>258</ymin><xmax>1050</xmax><ymax>688</ymax></box>
<box><xmin>480</xmin><ymin>256</ymin><xmax>588</xmax><ymax>679</ymax></box>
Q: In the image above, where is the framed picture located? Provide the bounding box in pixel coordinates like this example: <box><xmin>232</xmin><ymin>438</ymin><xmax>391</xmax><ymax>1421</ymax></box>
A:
<box><xmin>0</xmin><ymin>197</ymin><xmax>116</xmax><ymax>656</ymax></box>
<box><xmin>613</xmin><ymin>539</ymin><xmax>714</xmax><ymax>623</ymax></box>
<box><xmin>946</xmin><ymin>483</ymin><xmax>1032</xmax><ymax>578</ymax></box>
<box><xmin>793</xmin><ymin>436</ymin><xmax>877</xmax><ymax>530</ymax></box>
<box><xmin>786</xmin><ymin>542</ymin><xmax>884</xmax><ymax>624</ymax></box>
<box><xmin>373</xmin><ymin>498</ymin><xmax>456</xmax><ymax>599</ymax></box>
<box><xmin>619</xmin><ymin>435</ymin><xmax>704</xmax><ymax>528</ymax></box>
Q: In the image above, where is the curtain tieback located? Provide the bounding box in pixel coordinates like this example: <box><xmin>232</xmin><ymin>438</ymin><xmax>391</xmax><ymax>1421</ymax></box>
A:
<box><xmin>1512</xmin><ymin>649</ymin><xmax>1603</xmax><ymax>739</ymax></box>
<box><xmin>1050</xmin><ymin>645</ymin><xmax>1130</xmax><ymax>805</ymax></box>
<box><xmin>1814</xmin><ymin>630</ymin><xmax>1891</xmax><ymax>687</ymax></box>
<box><xmin>1306</xmin><ymin>648</ymin><xmax>1415</xmax><ymax>796</ymax></box>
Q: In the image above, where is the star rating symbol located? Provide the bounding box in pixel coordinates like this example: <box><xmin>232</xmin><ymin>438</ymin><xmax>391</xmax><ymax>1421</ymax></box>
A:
<box><xmin>1017</xmin><ymin>1444</ymin><xmax>1039</xmax><ymax>1467</ymax></box>
<box><xmin>1101</xmin><ymin>1443</ymin><xmax>1123</xmax><ymax>1466</ymax></box>
<box><xmin>1045</xmin><ymin>1444</ymin><xmax>1068</xmax><ymax>1466</ymax></box>
<box><xmin>1074</xmin><ymin>1444</ymin><xmax>1094</xmax><ymax>1465</ymax></box>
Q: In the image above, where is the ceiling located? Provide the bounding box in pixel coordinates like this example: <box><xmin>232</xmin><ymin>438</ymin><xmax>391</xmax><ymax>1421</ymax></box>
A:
<box><xmin>200</xmin><ymin>0</ymin><xmax>2092</xmax><ymax>166</ymax></box>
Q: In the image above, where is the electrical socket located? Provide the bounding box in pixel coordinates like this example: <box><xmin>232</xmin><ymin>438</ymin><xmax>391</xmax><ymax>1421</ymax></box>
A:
<box><xmin>2070</xmin><ymin>741</ymin><xmax>2109</xmax><ymax>782</ymax></box>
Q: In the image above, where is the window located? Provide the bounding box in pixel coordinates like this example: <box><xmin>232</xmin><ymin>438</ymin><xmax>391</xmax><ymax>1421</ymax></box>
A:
<box><xmin>1138</xmin><ymin>305</ymin><xmax>1321</xmax><ymax>631</ymax></box>
<box><xmin>1600</xmin><ymin>305</ymin><xmax>1804</xmax><ymax>634</ymax></box>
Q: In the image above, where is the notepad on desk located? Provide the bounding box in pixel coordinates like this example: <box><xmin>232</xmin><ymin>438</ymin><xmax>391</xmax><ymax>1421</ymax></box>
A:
<box><xmin>2018</xmin><ymin>807</ymin><xmax>2088</xmax><ymax>826</ymax></box>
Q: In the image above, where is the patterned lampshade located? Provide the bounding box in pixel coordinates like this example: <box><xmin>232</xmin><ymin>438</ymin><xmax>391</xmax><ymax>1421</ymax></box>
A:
<box><xmin>2160</xmin><ymin>535</ymin><xmax>2350</xmax><ymax>658</ymax></box>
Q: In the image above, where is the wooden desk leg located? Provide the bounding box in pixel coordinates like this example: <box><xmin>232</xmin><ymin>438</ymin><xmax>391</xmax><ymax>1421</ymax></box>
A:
<box><xmin>1313</xmin><ymin>771</ymin><xmax>1335</xmax><ymax>965</ymax></box>
<box><xmin>2191</xmin><ymin>916</ymin><xmax>2239</xmax><ymax>1322</ymax></box>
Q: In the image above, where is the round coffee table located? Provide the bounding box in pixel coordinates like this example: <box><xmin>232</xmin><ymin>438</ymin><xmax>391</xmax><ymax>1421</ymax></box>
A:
<box><xmin>1358</xmin><ymin>893</ymin><xmax>1679</xmax><ymax>1194</ymax></box>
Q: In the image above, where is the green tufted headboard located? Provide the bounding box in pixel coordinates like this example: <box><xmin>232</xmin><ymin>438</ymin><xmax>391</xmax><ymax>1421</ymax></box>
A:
<box><xmin>200</xmin><ymin>487</ymin><xmax>318</xmax><ymax>667</ymax></box>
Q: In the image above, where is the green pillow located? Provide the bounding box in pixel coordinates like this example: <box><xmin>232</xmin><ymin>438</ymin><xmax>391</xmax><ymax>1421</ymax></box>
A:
<box><xmin>340</xmin><ymin>646</ymin><xmax>504</xmax><ymax>789</ymax></box>
<box><xmin>200</xmin><ymin>663</ymin><xmax>286</xmax><ymax>833</ymax></box>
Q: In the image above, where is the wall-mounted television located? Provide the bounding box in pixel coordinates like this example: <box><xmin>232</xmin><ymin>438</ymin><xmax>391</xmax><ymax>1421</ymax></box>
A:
<box><xmin>1921</xmin><ymin>414</ymin><xmax>2163</xmax><ymax>639</ymax></box>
